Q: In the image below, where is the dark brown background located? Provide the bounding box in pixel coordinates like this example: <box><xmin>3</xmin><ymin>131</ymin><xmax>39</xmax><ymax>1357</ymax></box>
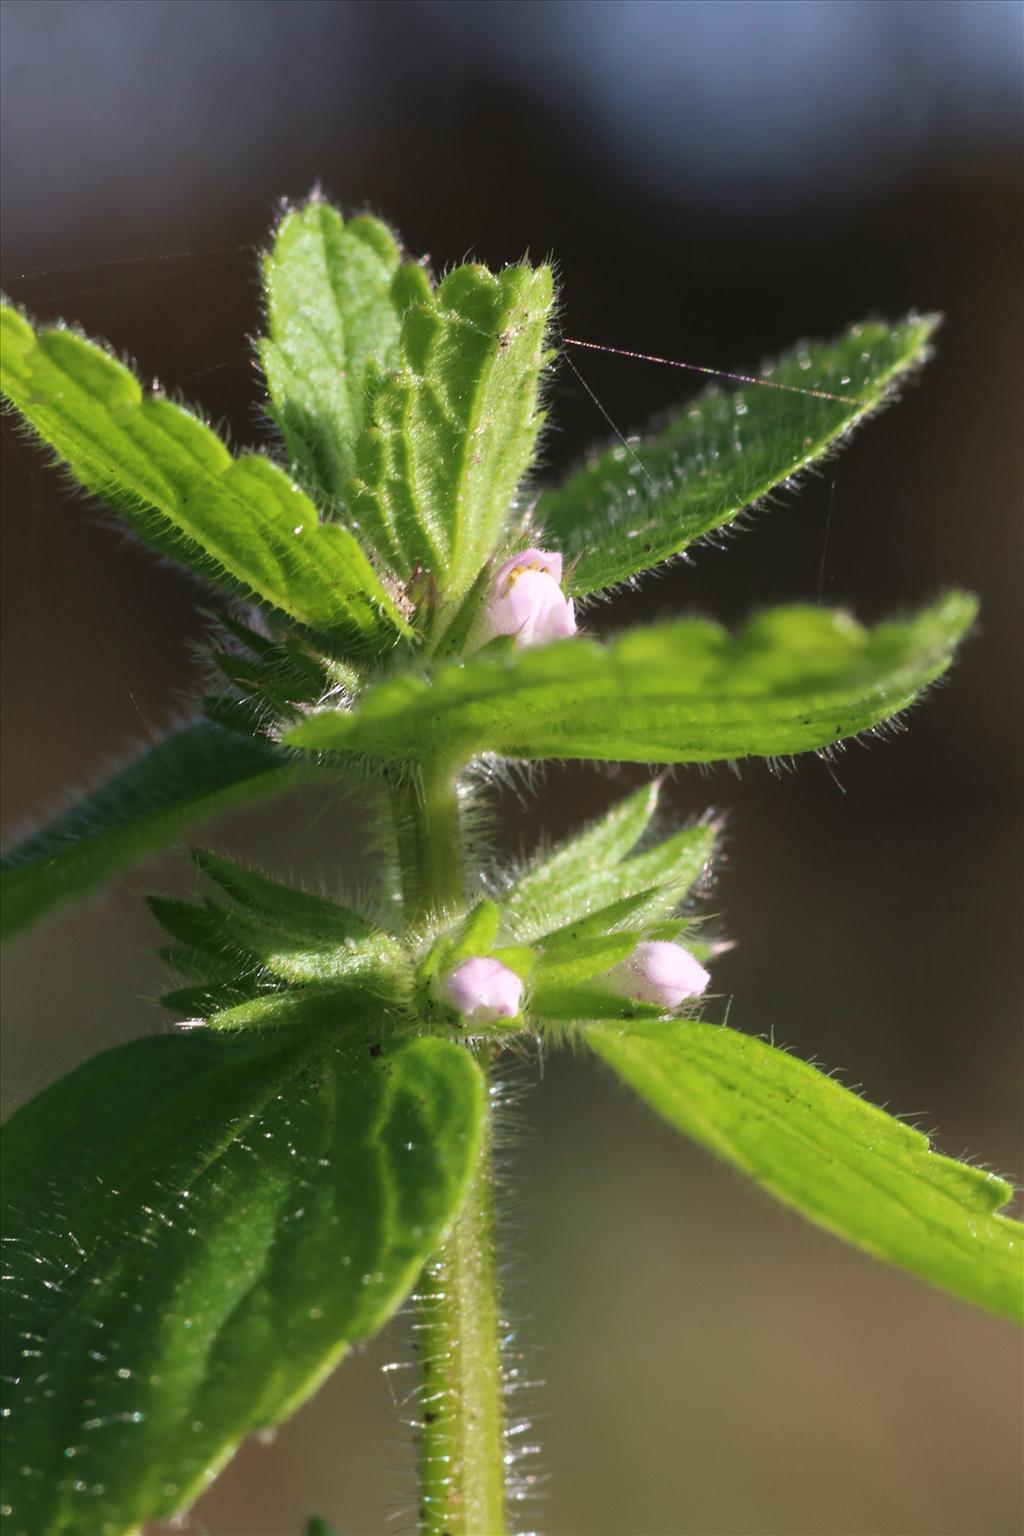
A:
<box><xmin>2</xmin><ymin>3</ymin><xmax>1021</xmax><ymax>1533</ymax></box>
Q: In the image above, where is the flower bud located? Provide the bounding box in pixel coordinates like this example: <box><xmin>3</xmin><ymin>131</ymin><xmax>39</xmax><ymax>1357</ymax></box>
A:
<box><xmin>479</xmin><ymin>548</ymin><xmax>576</xmax><ymax>649</ymax></box>
<box><xmin>605</xmin><ymin>941</ymin><xmax>710</xmax><ymax>1011</ymax></box>
<box><xmin>441</xmin><ymin>956</ymin><xmax>524</xmax><ymax>1022</ymax></box>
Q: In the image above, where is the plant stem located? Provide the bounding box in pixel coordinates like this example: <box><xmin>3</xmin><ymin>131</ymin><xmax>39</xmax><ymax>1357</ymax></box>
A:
<box><xmin>416</xmin><ymin>1090</ymin><xmax>506</xmax><ymax>1535</ymax></box>
<box><xmin>389</xmin><ymin>756</ymin><xmax>508</xmax><ymax>1535</ymax></box>
<box><xmin>389</xmin><ymin>755</ymin><xmax>465</xmax><ymax>926</ymax></box>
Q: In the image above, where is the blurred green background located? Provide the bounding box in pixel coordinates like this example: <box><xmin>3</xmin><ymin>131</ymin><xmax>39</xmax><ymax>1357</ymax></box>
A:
<box><xmin>2</xmin><ymin>3</ymin><xmax>1021</xmax><ymax>1533</ymax></box>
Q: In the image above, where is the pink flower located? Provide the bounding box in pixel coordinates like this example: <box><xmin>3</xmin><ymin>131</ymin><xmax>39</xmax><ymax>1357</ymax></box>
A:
<box><xmin>605</xmin><ymin>941</ymin><xmax>710</xmax><ymax>1010</ymax></box>
<box><xmin>441</xmin><ymin>956</ymin><xmax>524</xmax><ymax>1022</ymax></box>
<box><xmin>479</xmin><ymin>548</ymin><xmax>576</xmax><ymax>649</ymax></box>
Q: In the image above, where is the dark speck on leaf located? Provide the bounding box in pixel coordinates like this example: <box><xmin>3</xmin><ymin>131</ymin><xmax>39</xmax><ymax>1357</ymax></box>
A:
<box><xmin>368</xmin><ymin>1042</ymin><xmax>383</xmax><ymax>1058</ymax></box>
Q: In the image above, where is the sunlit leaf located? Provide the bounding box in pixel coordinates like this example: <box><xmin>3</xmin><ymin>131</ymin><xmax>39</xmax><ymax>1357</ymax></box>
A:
<box><xmin>1</xmin><ymin>1029</ymin><xmax>485</xmax><ymax>1535</ymax></box>
<box><xmin>0</xmin><ymin>305</ymin><xmax>409</xmax><ymax>648</ymax></box>
<box><xmin>539</xmin><ymin>315</ymin><xmax>939</xmax><ymax>595</ymax></box>
<box><xmin>589</xmin><ymin>1019</ymin><xmax>1023</xmax><ymax>1322</ymax></box>
<box><xmin>2</xmin><ymin>725</ymin><xmax>309</xmax><ymax>941</ymax></box>
<box><xmin>260</xmin><ymin>200</ymin><xmax>429</xmax><ymax>503</ymax></box>
<box><xmin>347</xmin><ymin>263</ymin><xmax>554</xmax><ymax>606</ymax></box>
<box><xmin>285</xmin><ymin>594</ymin><xmax>975</xmax><ymax>767</ymax></box>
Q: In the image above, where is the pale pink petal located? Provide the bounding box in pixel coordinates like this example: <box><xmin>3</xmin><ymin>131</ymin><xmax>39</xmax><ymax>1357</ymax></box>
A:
<box><xmin>479</xmin><ymin>548</ymin><xmax>576</xmax><ymax>649</ymax></box>
<box><xmin>441</xmin><ymin>956</ymin><xmax>524</xmax><ymax>1021</ymax></box>
<box><xmin>605</xmin><ymin>941</ymin><xmax>710</xmax><ymax>1010</ymax></box>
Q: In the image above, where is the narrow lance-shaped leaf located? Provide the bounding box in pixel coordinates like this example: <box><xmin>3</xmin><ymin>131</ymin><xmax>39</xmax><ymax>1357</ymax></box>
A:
<box><xmin>1</xmin><ymin>724</ymin><xmax>310</xmax><ymax>941</ymax></box>
<box><xmin>498</xmin><ymin>779</ymin><xmax>717</xmax><ymax>943</ymax></box>
<box><xmin>259</xmin><ymin>200</ymin><xmax>431</xmax><ymax>503</ymax></box>
<box><xmin>285</xmin><ymin>594</ymin><xmax>976</xmax><ymax>767</ymax></box>
<box><xmin>589</xmin><ymin>1020</ymin><xmax>1023</xmax><ymax>1323</ymax></box>
<box><xmin>347</xmin><ymin>263</ymin><xmax>554</xmax><ymax>604</ymax></box>
<box><xmin>539</xmin><ymin>314</ymin><xmax>939</xmax><ymax>595</ymax></box>
<box><xmin>1</xmin><ymin>1028</ymin><xmax>485</xmax><ymax>1536</ymax></box>
<box><xmin>0</xmin><ymin>305</ymin><xmax>409</xmax><ymax>649</ymax></box>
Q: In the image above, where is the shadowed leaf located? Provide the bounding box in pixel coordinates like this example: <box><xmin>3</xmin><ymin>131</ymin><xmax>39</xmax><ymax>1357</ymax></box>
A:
<box><xmin>1</xmin><ymin>1030</ymin><xmax>485</xmax><ymax>1535</ymax></box>
<box><xmin>2</xmin><ymin>724</ymin><xmax>311</xmax><ymax>940</ymax></box>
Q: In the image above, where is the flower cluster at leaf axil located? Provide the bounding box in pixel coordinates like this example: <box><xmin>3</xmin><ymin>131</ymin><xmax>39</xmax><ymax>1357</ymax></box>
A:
<box><xmin>153</xmin><ymin>777</ymin><xmax>719</xmax><ymax>1041</ymax></box>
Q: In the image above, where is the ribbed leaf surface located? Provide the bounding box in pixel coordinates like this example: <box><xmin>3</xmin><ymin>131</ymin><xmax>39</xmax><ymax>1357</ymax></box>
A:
<box><xmin>260</xmin><ymin>202</ymin><xmax>429</xmax><ymax>503</ymax></box>
<box><xmin>347</xmin><ymin>263</ymin><xmax>554</xmax><ymax>602</ymax></box>
<box><xmin>590</xmin><ymin>1019</ymin><xmax>1022</xmax><ymax>1323</ymax></box>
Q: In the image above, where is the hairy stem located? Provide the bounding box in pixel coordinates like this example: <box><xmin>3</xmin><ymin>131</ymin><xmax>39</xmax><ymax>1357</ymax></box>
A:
<box><xmin>389</xmin><ymin>755</ymin><xmax>508</xmax><ymax>1535</ymax></box>
<box><xmin>416</xmin><ymin>1087</ymin><xmax>506</xmax><ymax>1535</ymax></box>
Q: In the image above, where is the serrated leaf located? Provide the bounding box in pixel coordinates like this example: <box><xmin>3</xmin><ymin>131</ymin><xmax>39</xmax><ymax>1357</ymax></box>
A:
<box><xmin>1</xmin><ymin>725</ymin><xmax>309</xmax><ymax>940</ymax></box>
<box><xmin>285</xmin><ymin>594</ymin><xmax>975</xmax><ymax>767</ymax></box>
<box><xmin>1</xmin><ymin>1029</ymin><xmax>485</xmax><ymax>1535</ymax></box>
<box><xmin>589</xmin><ymin>1020</ymin><xmax>1023</xmax><ymax>1322</ymax></box>
<box><xmin>0</xmin><ymin>305</ymin><xmax>409</xmax><ymax>648</ymax></box>
<box><xmin>260</xmin><ymin>201</ymin><xmax>429</xmax><ymax>503</ymax></box>
<box><xmin>347</xmin><ymin>263</ymin><xmax>554</xmax><ymax>605</ymax></box>
<box><xmin>540</xmin><ymin>315</ymin><xmax>939</xmax><ymax>595</ymax></box>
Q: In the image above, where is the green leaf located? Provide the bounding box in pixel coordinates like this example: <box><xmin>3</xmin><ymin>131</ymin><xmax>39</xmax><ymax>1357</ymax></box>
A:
<box><xmin>2</xmin><ymin>724</ymin><xmax>309</xmax><ymax>940</ymax></box>
<box><xmin>501</xmin><ymin>781</ymin><xmax>716</xmax><ymax>943</ymax></box>
<box><xmin>284</xmin><ymin>594</ymin><xmax>976</xmax><ymax>767</ymax></box>
<box><xmin>152</xmin><ymin>853</ymin><xmax>407</xmax><ymax>1012</ymax></box>
<box><xmin>0</xmin><ymin>305</ymin><xmax>409</xmax><ymax>648</ymax></box>
<box><xmin>541</xmin><ymin>315</ymin><xmax>939</xmax><ymax>595</ymax></box>
<box><xmin>2</xmin><ymin>1029</ymin><xmax>485</xmax><ymax>1535</ymax></box>
<box><xmin>347</xmin><ymin>262</ymin><xmax>555</xmax><ymax>604</ymax></box>
<box><xmin>260</xmin><ymin>201</ymin><xmax>429</xmax><ymax>504</ymax></box>
<box><xmin>589</xmin><ymin>1020</ymin><xmax>1023</xmax><ymax>1323</ymax></box>
<box><xmin>498</xmin><ymin>780</ymin><xmax>660</xmax><ymax>938</ymax></box>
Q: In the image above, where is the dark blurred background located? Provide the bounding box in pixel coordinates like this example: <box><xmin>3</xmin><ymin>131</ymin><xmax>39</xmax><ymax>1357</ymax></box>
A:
<box><xmin>2</xmin><ymin>3</ymin><xmax>1022</xmax><ymax>1533</ymax></box>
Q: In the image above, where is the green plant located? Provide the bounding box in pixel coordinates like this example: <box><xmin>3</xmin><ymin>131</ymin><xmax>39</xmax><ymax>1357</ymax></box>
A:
<box><xmin>1</xmin><ymin>198</ymin><xmax>1019</xmax><ymax>1536</ymax></box>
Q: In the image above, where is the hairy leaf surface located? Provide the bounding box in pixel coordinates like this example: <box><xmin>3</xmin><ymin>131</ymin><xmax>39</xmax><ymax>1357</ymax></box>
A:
<box><xmin>1</xmin><ymin>1030</ymin><xmax>484</xmax><ymax>1535</ymax></box>
<box><xmin>590</xmin><ymin>1020</ymin><xmax>1022</xmax><ymax>1322</ymax></box>
<box><xmin>501</xmin><ymin>782</ymin><xmax>716</xmax><ymax>942</ymax></box>
<box><xmin>0</xmin><ymin>305</ymin><xmax>408</xmax><ymax>647</ymax></box>
<box><xmin>260</xmin><ymin>201</ymin><xmax>429</xmax><ymax>503</ymax></box>
<box><xmin>2</xmin><ymin>725</ymin><xmax>308</xmax><ymax>940</ymax></box>
<box><xmin>539</xmin><ymin>315</ymin><xmax>938</xmax><ymax>595</ymax></box>
<box><xmin>347</xmin><ymin>263</ymin><xmax>554</xmax><ymax>603</ymax></box>
<box><xmin>285</xmin><ymin>595</ymin><xmax>975</xmax><ymax>766</ymax></box>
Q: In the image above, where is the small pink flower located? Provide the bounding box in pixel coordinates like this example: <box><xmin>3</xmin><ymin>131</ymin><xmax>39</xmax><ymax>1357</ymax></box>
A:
<box><xmin>441</xmin><ymin>956</ymin><xmax>524</xmax><ymax>1022</ymax></box>
<box><xmin>605</xmin><ymin>941</ymin><xmax>710</xmax><ymax>1010</ymax></box>
<box><xmin>479</xmin><ymin>548</ymin><xmax>576</xmax><ymax>649</ymax></box>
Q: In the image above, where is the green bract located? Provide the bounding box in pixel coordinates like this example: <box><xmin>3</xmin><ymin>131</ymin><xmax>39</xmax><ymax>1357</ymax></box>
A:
<box><xmin>1</xmin><ymin>197</ymin><xmax>1018</xmax><ymax>1536</ymax></box>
